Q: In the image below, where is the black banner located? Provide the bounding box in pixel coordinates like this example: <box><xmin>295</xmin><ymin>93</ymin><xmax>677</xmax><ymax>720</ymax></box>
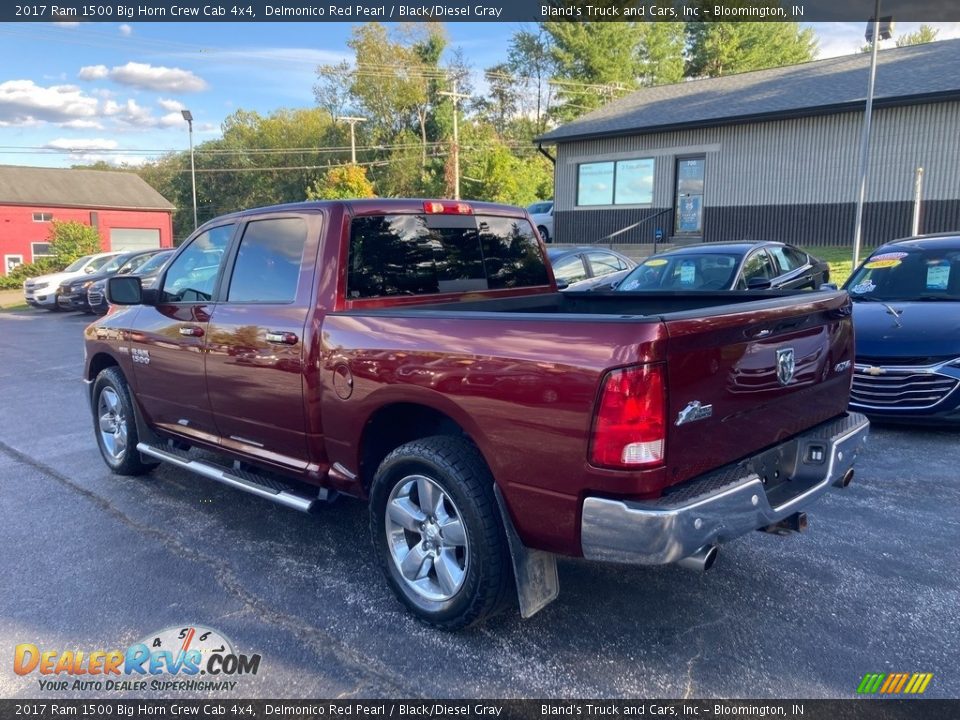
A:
<box><xmin>0</xmin><ymin>700</ymin><xmax>956</xmax><ymax>720</ymax></box>
<box><xmin>4</xmin><ymin>0</ymin><xmax>960</xmax><ymax>24</ymax></box>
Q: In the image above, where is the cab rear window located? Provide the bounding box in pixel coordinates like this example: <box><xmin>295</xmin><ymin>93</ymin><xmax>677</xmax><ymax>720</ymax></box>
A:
<box><xmin>347</xmin><ymin>214</ymin><xmax>549</xmax><ymax>299</ymax></box>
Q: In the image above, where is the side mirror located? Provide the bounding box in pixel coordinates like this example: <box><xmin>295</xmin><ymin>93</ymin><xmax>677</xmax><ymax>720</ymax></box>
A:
<box><xmin>820</xmin><ymin>283</ymin><xmax>839</xmax><ymax>291</ymax></box>
<box><xmin>107</xmin><ymin>276</ymin><xmax>146</xmax><ymax>305</ymax></box>
<box><xmin>747</xmin><ymin>277</ymin><xmax>772</xmax><ymax>290</ymax></box>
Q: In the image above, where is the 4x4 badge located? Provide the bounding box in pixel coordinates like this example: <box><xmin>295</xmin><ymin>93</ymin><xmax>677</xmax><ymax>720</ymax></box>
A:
<box><xmin>776</xmin><ymin>348</ymin><xmax>795</xmax><ymax>386</ymax></box>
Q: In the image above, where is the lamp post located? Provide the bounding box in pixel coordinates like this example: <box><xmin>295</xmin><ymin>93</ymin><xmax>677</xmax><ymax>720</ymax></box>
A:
<box><xmin>181</xmin><ymin>109</ymin><xmax>197</xmax><ymax>231</ymax></box>
<box><xmin>851</xmin><ymin>4</ymin><xmax>894</xmax><ymax>270</ymax></box>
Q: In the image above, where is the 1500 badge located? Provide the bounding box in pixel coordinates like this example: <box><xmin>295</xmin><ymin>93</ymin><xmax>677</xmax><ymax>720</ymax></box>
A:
<box><xmin>676</xmin><ymin>400</ymin><xmax>713</xmax><ymax>426</ymax></box>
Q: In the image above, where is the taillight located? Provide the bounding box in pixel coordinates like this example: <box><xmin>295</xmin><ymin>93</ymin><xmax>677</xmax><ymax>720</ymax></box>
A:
<box><xmin>589</xmin><ymin>364</ymin><xmax>666</xmax><ymax>469</ymax></box>
<box><xmin>423</xmin><ymin>200</ymin><xmax>473</xmax><ymax>215</ymax></box>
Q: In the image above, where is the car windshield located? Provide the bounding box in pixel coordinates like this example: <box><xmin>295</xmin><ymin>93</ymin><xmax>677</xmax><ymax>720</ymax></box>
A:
<box><xmin>527</xmin><ymin>202</ymin><xmax>552</xmax><ymax>214</ymax></box>
<box><xmin>64</xmin><ymin>255</ymin><xmax>93</xmax><ymax>273</ymax></box>
<box><xmin>118</xmin><ymin>253</ymin><xmax>156</xmax><ymax>274</ymax></box>
<box><xmin>616</xmin><ymin>253</ymin><xmax>740</xmax><ymax>291</ymax></box>
<box><xmin>137</xmin><ymin>251</ymin><xmax>173</xmax><ymax>274</ymax></box>
<box><xmin>87</xmin><ymin>255</ymin><xmax>118</xmax><ymax>272</ymax></box>
<box><xmin>101</xmin><ymin>254</ymin><xmax>134</xmax><ymax>273</ymax></box>
<box><xmin>846</xmin><ymin>248</ymin><xmax>960</xmax><ymax>301</ymax></box>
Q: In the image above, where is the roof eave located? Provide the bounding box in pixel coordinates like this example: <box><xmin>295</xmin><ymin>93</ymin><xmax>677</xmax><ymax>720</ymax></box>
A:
<box><xmin>534</xmin><ymin>90</ymin><xmax>960</xmax><ymax>145</ymax></box>
<box><xmin>0</xmin><ymin>200</ymin><xmax>175</xmax><ymax>212</ymax></box>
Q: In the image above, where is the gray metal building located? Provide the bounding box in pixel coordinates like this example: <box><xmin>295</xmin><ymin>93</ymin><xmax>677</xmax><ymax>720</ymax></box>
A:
<box><xmin>536</xmin><ymin>39</ymin><xmax>960</xmax><ymax>247</ymax></box>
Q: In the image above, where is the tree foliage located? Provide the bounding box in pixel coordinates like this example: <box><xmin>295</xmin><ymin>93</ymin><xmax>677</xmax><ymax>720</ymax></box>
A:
<box><xmin>896</xmin><ymin>24</ymin><xmax>939</xmax><ymax>47</ymax></box>
<box><xmin>306</xmin><ymin>164</ymin><xmax>376</xmax><ymax>200</ymax></box>
<box><xmin>685</xmin><ymin>21</ymin><xmax>817</xmax><ymax>77</ymax></box>
<box><xmin>48</xmin><ymin>221</ymin><xmax>102</xmax><ymax>266</ymax></box>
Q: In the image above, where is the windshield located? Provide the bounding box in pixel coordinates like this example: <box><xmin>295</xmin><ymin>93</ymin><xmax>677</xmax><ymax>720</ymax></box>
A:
<box><xmin>616</xmin><ymin>253</ymin><xmax>740</xmax><ymax>291</ymax></box>
<box><xmin>101</xmin><ymin>254</ymin><xmax>134</xmax><ymax>274</ymax></box>
<box><xmin>87</xmin><ymin>254</ymin><xmax>118</xmax><ymax>272</ymax></box>
<box><xmin>137</xmin><ymin>251</ymin><xmax>173</xmax><ymax>274</ymax></box>
<box><xmin>846</xmin><ymin>248</ymin><xmax>960</xmax><ymax>301</ymax></box>
<box><xmin>118</xmin><ymin>253</ymin><xmax>156</xmax><ymax>274</ymax></box>
<box><xmin>527</xmin><ymin>202</ymin><xmax>552</xmax><ymax>215</ymax></box>
<box><xmin>64</xmin><ymin>255</ymin><xmax>93</xmax><ymax>273</ymax></box>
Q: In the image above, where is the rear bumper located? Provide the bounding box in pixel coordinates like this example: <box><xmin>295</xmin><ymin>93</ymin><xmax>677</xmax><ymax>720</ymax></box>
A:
<box><xmin>580</xmin><ymin>412</ymin><xmax>870</xmax><ymax>565</ymax></box>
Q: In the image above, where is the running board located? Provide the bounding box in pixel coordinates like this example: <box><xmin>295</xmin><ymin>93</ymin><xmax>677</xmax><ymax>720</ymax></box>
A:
<box><xmin>137</xmin><ymin>442</ymin><xmax>317</xmax><ymax>513</ymax></box>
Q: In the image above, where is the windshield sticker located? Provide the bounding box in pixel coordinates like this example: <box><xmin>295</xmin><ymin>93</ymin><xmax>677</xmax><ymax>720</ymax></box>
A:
<box><xmin>679</xmin><ymin>264</ymin><xmax>696</xmax><ymax>285</ymax></box>
<box><xmin>927</xmin><ymin>262</ymin><xmax>950</xmax><ymax>291</ymax></box>
<box><xmin>864</xmin><ymin>252</ymin><xmax>908</xmax><ymax>270</ymax></box>
<box><xmin>850</xmin><ymin>280</ymin><xmax>876</xmax><ymax>294</ymax></box>
<box><xmin>644</xmin><ymin>258</ymin><xmax>668</xmax><ymax>267</ymax></box>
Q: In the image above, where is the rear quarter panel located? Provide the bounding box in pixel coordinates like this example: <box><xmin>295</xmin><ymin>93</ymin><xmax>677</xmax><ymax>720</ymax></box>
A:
<box><xmin>319</xmin><ymin>312</ymin><xmax>666</xmax><ymax>554</ymax></box>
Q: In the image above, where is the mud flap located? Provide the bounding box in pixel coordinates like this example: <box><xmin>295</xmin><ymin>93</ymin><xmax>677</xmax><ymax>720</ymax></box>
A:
<box><xmin>493</xmin><ymin>485</ymin><xmax>559</xmax><ymax>619</ymax></box>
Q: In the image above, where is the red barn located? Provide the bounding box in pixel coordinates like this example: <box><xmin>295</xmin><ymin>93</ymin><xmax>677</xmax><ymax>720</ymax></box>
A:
<box><xmin>0</xmin><ymin>165</ymin><xmax>175</xmax><ymax>276</ymax></box>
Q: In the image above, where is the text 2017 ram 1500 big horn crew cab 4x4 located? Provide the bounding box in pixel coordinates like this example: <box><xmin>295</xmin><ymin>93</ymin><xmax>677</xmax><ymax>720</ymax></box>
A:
<box><xmin>84</xmin><ymin>199</ymin><xmax>869</xmax><ymax>628</ymax></box>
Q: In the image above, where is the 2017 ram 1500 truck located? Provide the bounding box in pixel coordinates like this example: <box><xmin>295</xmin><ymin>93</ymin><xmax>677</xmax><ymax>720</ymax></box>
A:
<box><xmin>84</xmin><ymin>199</ymin><xmax>869</xmax><ymax>628</ymax></box>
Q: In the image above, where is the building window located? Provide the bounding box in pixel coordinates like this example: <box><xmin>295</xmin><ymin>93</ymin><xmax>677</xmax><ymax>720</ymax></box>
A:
<box><xmin>577</xmin><ymin>158</ymin><xmax>655</xmax><ymax>207</ymax></box>
<box><xmin>31</xmin><ymin>243</ymin><xmax>53</xmax><ymax>261</ymax></box>
<box><xmin>32</xmin><ymin>212</ymin><xmax>53</xmax><ymax>222</ymax></box>
<box><xmin>5</xmin><ymin>255</ymin><xmax>24</xmax><ymax>275</ymax></box>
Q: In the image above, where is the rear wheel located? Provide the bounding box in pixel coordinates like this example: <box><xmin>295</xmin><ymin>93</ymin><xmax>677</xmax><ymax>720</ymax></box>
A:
<box><xmin>369</xmin><ymin>435</ymin><xmax>512</xmax><ymax>629</ymax></box>
<box><xmin>537</xmin><ymin>225</ymin><xmax>551</xmax><ymax>243</ymax></box>
<box><xmin>92</xmin><ymin>367</ymin><xmax>157</xmax><ymax>476</ymax></box>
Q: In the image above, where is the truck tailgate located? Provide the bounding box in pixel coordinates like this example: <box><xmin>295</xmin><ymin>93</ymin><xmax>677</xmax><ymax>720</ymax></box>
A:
<box><xmin>662</xmin><ymin>292</ymin><xmax>854</xmax><ymax>487</ymax></box>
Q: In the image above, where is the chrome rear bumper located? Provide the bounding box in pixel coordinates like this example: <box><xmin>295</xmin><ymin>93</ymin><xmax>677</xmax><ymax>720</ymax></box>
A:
<box><xmin>580</xmin><ymin>412</ymin><xmax>870</xmax><ymax>565</ymax></box>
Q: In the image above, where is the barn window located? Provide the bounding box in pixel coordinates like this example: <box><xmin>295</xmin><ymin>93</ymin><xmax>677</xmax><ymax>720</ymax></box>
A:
<box><xmin>32</xmin><ymin>212</ymin><xmax>53</xmax><ymax>222</ymax></box>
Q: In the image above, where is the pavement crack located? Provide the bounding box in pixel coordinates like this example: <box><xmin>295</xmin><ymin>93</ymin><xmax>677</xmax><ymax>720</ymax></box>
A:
<box><xmin>0</xmin><ymin>438</ymin><xmax>415</xmax><ymax>697</ymax></box>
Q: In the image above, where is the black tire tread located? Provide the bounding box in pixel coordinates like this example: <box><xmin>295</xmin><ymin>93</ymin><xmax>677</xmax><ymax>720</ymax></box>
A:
<box><xmin>93</xmin><ymin>367</ymin><xmax>157</xmax><ymax>477</ymax></box>
<box><xmin>371</xmin><ymin>435</ymin><xmax>513</xmax><ymax>629</ymax></box>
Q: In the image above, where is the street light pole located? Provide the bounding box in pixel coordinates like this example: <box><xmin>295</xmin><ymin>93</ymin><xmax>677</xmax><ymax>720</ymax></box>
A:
<box><xmin>337</xmin><ymin>116</ymin><xmax>367</xmax><ymax>164</ymax></box>
<box><xmin>438</xmin><ymin>79</ymin><xmax>470</xmax><ymax>200</ymax></box>
<box><xmin>851</xmin><ymin>1</ymin><xmax>889</xmax><ymax>270</ymax></box>
<box><xmin>181</xmin><ymin>109</ymin><xmax>197</xmax><ymax>231</ymax></box>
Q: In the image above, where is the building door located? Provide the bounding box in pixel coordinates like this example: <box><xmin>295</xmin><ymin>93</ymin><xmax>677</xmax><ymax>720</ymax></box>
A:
<box><xmin>674</xmin><ymin>156</ymin><xmax>706</xmax><ymax>237</ymax></box>
<box><xmin>110</xmin><ymin>228</ymin><xmax>161</xmax><ymax>251</ymax></box>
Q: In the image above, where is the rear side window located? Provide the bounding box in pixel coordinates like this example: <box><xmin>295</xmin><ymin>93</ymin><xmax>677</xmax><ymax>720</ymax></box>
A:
<box><xmin>228</xmin><ymin>218</ymin><xmax>307</xmax><ymax>303</ymax></box>
<box><xmin>347</xmin><ymin>214</ymin><xmax>549</xmax><ymax>299</ymax></box>
<box><xmin>768</xmin><ymin>245</ymin><xmax>807</xmax><ymax>274</ymax></box>
<box><xmin>586</xmin><ymin>251</ymin><xmax>627</xmax><ymax>276</ymax></box>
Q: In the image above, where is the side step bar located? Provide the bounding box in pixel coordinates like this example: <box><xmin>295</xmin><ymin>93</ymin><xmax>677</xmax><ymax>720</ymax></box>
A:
<box><xmin>137</xmin><ymin>442</ymin><xmax>317</xmax><ymax>513</ymax></box>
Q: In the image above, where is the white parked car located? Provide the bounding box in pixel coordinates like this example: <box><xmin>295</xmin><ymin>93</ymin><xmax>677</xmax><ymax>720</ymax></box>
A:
<box><xmin>527</xmin><ymin>200</ymin><xmax>554</xmax><ymax>243</ymax></box>
<box><xmin>23</xmin><ymin>251</ymin><xmax>123</xmax><ymax>310</ymax></box>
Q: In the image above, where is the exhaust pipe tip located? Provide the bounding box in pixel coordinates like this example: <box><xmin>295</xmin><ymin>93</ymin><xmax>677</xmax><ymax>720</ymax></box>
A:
<box><xmin>841</xmin><ymin>468</ymin><xmax>854</xmax><ymax>488</ymax></box>
<box><xmin>677</xmin><ymin>545</ymin><xmax>718</xmax><ymax>573</ymax></box>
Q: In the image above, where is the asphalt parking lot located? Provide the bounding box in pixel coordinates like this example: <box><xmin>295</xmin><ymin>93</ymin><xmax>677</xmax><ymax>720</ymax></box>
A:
<box><xmin>0</xmin><ymin>308</ymin><xmax>957</xmax><ymax>700</ymax></box>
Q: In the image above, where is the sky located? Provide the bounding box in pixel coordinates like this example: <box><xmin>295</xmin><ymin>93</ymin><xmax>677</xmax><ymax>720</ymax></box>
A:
<box><xmin>1</xmin><ymin>20</ymin><xmax>958</xmax><ymax>169</ymax></box>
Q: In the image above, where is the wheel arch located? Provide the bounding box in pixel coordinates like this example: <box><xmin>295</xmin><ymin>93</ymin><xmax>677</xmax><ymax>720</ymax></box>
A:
<box><xmin>357</xmin><ymin>400</ymin><xmax>496</xmax><ymax>492</ymax></box>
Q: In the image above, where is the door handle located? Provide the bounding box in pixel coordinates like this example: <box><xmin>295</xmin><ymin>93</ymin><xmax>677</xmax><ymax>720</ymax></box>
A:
<box><xmin>266</xmin><ymin>331</ymin><xmax>298</xmax><ymax>345</ymax></box>
<box><xmin>179</xmin><ymin>325</ymin><xmax>204</xmax><ymax>337</ymax></box>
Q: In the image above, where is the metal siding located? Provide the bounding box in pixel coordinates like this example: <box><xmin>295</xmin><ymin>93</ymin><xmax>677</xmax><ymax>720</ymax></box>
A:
<box><xmin>553</xmin><ymin>101</ymin><xmax>960</xmax><ymax>245</ymax></box>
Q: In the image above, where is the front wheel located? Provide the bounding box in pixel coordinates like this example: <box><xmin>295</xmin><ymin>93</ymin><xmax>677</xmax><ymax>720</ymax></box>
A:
<box><xmin>369</xmin><ymin>435</ymin><xmax>513</xmax><ymax>629</ymax></box>
<box><xmin>537</xmin><ymin>225</ymin><xmax>551</xmax><ymax>243</ymax></box>
<box><xmin>92</xmin><ymin>367</ymin><xmax>157</xmax><ymax>476</ymax></box>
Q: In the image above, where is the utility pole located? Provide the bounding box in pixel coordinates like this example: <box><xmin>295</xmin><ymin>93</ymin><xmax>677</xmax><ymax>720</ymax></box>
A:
<box><xmin>438</xmin><ymin>79</ymin><xmax>470</xmax><ymax>200</ymax></box>
<box><xmin>337</xmin><ymin>116</ymin><xmax>367</xmax><ymax>164</ymax></box>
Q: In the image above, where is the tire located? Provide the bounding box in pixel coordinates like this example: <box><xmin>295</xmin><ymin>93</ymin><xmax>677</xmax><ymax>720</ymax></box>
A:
<box><xmin>537</xmin><ymin>225</ymin><xmax>551</xmax><ymax>243</ymax></box>
<box><xmin>369</xmin><ymin>435</ymin><xmax>513</xmax><ymax>629</ymax></box>
<box><xmin>92</xmin><ymin>367</ymin><xmax>157</xmax><ymax>476</ymax></box>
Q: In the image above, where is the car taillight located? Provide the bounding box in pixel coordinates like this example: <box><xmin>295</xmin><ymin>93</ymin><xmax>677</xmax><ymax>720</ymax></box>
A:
<box><xmin>589</xmin><ymin>364</ymin><xmax>666</xmax><ymax>469</ymax></box>
<box><xmin>423</xmin><ymin>200</ymin><xmax>473</xmax><ymax>215</ymax></box>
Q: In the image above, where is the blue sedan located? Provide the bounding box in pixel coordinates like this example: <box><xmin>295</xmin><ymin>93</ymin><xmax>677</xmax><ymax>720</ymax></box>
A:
<box><xmin>844</xmin><ymin>234</ymin><xmax>960</xmax><ymax>423</ymax></box>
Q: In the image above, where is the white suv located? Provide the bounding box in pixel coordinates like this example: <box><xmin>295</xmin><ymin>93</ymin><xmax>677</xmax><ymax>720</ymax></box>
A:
<box><xmin>24</xmin><ymin>252</ymin><xmax>123</xmax><ymax>310</ymax></box>
<box><xmin>527</xmin><ymin>200</ymin><xmax>554</xmax><ymax>243</ymax></box>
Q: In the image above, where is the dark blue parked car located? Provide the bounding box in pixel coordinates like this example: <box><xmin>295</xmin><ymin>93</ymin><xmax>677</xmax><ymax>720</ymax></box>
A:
<box><xmin>844</xmin><ymin>234</ymin><xmax>960</xmax><ymax>423</ymax></box>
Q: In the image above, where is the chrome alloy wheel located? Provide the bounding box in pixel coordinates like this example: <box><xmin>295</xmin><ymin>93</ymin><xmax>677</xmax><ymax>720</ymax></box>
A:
<box><xmin>97</xmin><ymin>387</ymin><xmax>128</xmax><ymax>461</ymax></box>
<box><xmin>385</xmin><ymin>474</ymin><xmax>469</xmax><ymax>602</ymax></box>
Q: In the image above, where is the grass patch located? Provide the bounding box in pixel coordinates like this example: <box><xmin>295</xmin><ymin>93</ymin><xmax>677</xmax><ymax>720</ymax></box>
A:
<box><xmin>0</xmin><ymin>289</ymin><xmax>28</xmax><ymax>311</ymax></box>
<box><xmin>801</xmin><ymin>246</ymin><xmax>874</xmax><ymax>287</ymax></box>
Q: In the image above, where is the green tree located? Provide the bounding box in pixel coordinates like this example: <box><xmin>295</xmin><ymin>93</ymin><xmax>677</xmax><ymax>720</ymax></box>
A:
<box><xmin>459</xmin><ymin>123</ymin><xmax>553</xmax><ymax>206</ymax></box>
<box><xmin>545</xmin><ymin>20</ymin><xmax>685</xmax><ymax>120</ymax></box>
<box><xmin>306</xmin><ymin>164</ymin><xmax>376</xmax><ymax>200</ymax></box>
<box><xmin>48</xmin><ymin>220</ymin><xmax>102</xmax><ymax>266</ymax></box>
<box><xmin>474</xmin><ymin>63</ymin><xmax>520</xmax><ymax>136</ymax></box>
<box><xmin>685</xmin><ymin>21</ymin><xmax>817</xmax><ymax>78</ymax></box>
<box><xmin>508</xmin><ymin>27</ymin><xmax>556</xmax><ymax>133</ymax></box>
<box><xmin>896</xmin><ymin>24</ymin><xmax>939</xmax><ymax>47</ymax></box>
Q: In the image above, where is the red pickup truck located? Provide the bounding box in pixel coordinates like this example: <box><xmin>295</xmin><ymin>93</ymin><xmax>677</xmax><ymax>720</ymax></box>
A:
<box><xmin>84</xmin><ymin>199</ymin><xmax>869</xmax><ymax>628</ymax></box>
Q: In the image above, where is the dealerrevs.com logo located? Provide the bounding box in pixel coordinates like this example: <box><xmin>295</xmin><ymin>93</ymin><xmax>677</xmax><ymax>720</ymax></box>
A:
<box><xmin>14</xmin><ymin>625</ymin><xmax>261</xmax><ymax>693</ymax></box>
